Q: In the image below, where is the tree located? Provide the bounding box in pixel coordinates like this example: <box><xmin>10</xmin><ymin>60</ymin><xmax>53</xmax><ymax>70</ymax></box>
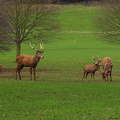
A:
<box><xmin>0</xmin><ymin>0</ymin><xmax>58</xmax><ymax>56</ymax></box>
<box><xmin>96</xmin><ymin>0</ymin><xmax>120</xmax><ymax>43</ymax></box>
<box><xmin>0</xmin><ymin>12</ymin><xmax>13</xmax><ymax>51</ymax></box>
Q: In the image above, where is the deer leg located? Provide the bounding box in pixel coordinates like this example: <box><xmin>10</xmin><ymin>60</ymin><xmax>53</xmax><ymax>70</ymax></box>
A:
<box><xmin>104</xmin><ymin>77</ymin><xmax>106</xmax><ymax>82</ymax></box>
<box><xmin>82</xmin><ymin>71</ymin><xmax>86</xmax><ymax>80</ymax></box>
<box><xmin>104</xmin><ymin>75</ymin><xmax>107</xmax><ymax>82</ymax></box>
<box><xmin>106</xmin><ymin>74</ymin><xmax>108</xmax><ymax>81</ymax></box>
<box><xmin>91</xmin><ymin>73</ymin><xmax>93</xmax><ymax>79</ymax></box>
<box><xmin>16</xmin><ymin>65</ymin><xmax>19</xmax><ymax>80</ymax></box>
<box><xmin>103</xmin><ymin>77</ymin><xmax>106</xmax><ymax>82</ymax></box>
<box><xmin>16</xmin><ymin>69</ymin><xmax>18</xmax><ymax>80</ymax></box>
<box><xmin>16</xmin><ymin>65</ymin><xmax>22</xmax><ymax>80</ymax></box>
<box><xmin>33</xmin><ymin>68</ymin><xmax>36</xmax><ymax>80</ymax></box>
<box><xmin>86</xmin><ymin>72</ymin><xmax>89</xmax><ymax>79</ymax></box>
<box><xmin>110</xmin><ymin>72</ymin><xmax>112</xmax><ymax>82</ymax></box>
<box><xmin>105</xmin><ymin>73</ymin><xmax>108</xmax><ymax>82</ymax></box>
<box><xmin>30</xmin><ymin>68</ymin><xmax>33</xmax><ymax>80</ymax></box>
<box><xmin>91</xmin><ymin>72</ymin><xmax>95</xmax><ymax>80</ymax></box>
<box><xmin>18</xmin><ymin>70</ymin><xmax>21</xmax><ymax>80</ymax></box>
<box><xmin>108</xmin><ymin>73</ymin><xmax>110</xmax><ymax>81</ymax></box>
<box><xmin>17</xmin><ymin>65</ymin><xmax>23</xmax><ymax>80</ymax></box>
<box><xmin>102</xmin><ymin>73</ymin><xmax>106</xmax><ymax>82</ymax></box>
<box><xmin>92</xmin><ymin>72</ymin><xmax>95</xmax><ymax>80</ymax></box>
<box><xmin>110</xmin><ymin>66</ymin><xmax>113</xmax><ymax>82</ymax></box>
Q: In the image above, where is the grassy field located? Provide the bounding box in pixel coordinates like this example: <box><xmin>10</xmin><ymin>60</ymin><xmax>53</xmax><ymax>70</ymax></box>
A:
<box><xmin>0</xmin><ymin>5</ymin><xmax>120</xmax><ymax>70</ymax></box>
<box><xmin>0</xmin><ymin>4</ymin><xmax>120</xmax><ymax>120</ymax></box>
<box><xmin>1</xmin><ymin>79</ymin><xmax>120</xmax><ymax>120</ymax></box>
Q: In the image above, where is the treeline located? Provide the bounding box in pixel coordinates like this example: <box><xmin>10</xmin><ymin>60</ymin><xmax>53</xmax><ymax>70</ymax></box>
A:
<box><xmin>49</xmin><ymin>0</ymin><xmax>101</xmax><ymax>3</ymax></box>
<box><xmin>32</xmin><ymin>0</ymin><xmax>102</xmax><ymax>3</ymax></box>
<box><xmin>2</xmin><ymin>0</ymin><xmax>102</xmax><ymax>4</ymax></box>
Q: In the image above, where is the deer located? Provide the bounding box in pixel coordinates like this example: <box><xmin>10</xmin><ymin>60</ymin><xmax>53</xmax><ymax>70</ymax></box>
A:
<box><xmin>16</xmin><ymin>42</ymin><xmax>44</xmax><ymax>80</ymax></box>
<box><xmin>82</xmin><ymin>58</ymin><xmax>101</xmax><ymax>80</ymax></box>
<box><xmin>101</xmin><ymin>57</ymin><xmax>112</xmax><ymax>69</ymax></box>
<box><xmin>92</xmin><ymin>56</ymin><xmax>112</xmax><ymax>69</ymax></box>
<box><xmin>101</xmin><ymin>63</ymin><xmax>112</xmax><ymax>81</ymax></box>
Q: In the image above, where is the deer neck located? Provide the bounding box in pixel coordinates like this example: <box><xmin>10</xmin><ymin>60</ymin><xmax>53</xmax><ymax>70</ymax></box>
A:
<box><xmin>33</xmin><ymin>55</ymin><xmax>41</xmax><ymax>65</ymax></box>
<box><xmin>95</xmin><ymin>64</ymin><xmax>100</xmax><ymax>70</ymax></box>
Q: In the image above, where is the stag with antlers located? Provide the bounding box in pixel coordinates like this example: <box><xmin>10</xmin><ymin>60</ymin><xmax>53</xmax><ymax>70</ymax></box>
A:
<box><xmin>16</xmin><ymin>42</ymin><xmax>44</xmax><ymax>80</ymax></box>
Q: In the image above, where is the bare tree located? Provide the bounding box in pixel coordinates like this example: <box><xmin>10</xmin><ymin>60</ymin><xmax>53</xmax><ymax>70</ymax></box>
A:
<box><xmin>96</xmin><ymin>0</ymin><xmax>120</xmax><ymax>43</ymax></box>
<box><xmin>0</xmin><ymin>0</ymin><xmax>58</xmax><ymax>56</ymax></box>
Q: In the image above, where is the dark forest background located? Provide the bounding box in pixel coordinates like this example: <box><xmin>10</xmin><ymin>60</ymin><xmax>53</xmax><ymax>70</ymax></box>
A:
<box><xmin>1</xmin><ymin>0</ymin><xmax>102</xmax><ymax>4</ymax></box>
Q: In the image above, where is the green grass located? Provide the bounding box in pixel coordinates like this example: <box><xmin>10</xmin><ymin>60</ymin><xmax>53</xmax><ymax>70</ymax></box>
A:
<box><xmin>59</xmin><ymin>5</ymin><xmax>100</xmax><ymax>32</ymax></box>
<box><xmin>0</xmin><ymin>79</ymin><xmax>120</xmax><ymax>120</ymax></box>
<box><xmin>0</xmin><ymin>4</ymin><xmax>120</xmax><ymax>120</ymax></box>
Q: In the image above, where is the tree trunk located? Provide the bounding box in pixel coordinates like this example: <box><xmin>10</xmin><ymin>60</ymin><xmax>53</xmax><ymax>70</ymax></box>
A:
<box><xmin>16</xmin><ymin>42</ymin><xmax>21</xmax><ymax>57</ymax></box>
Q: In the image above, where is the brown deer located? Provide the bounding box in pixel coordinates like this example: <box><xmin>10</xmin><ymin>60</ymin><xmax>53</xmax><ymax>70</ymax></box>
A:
<box><xmin>16</xmin><ymin>42</ymin><xmax>44</xmax><ymax>80</ymax></box>
<box><xmin>101</xmin><ymin>63</ymin><xmax>112</xmax><ymax>81</ymax></box>
<box><xmin>101</xmin><ymin>57</ymin><xmax>112</xmax><ymax>69</ymax></box>
<box><xmin>92</xmin><ymin>56</ymin><xmax>112</xmax><ymax>69</ymax></box>
<box><xmin>82</xmin><ymin>58</ymin><xmax>101</xmax><ymax>80</ymax></box>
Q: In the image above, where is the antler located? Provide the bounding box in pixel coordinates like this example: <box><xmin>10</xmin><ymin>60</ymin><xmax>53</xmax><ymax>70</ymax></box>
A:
<box><xmin>29</xmin><ymin>41</ymin><xmax>44</xmax><ymax>51</ymax></box>
<box><xmin>29</xmin><ymin>42</ymin><xmax>37</xmax><ymax>51</ymax></box>
<box><xmin>39</xmin><ymin>40</ymin><xmax>44</xmax><ymax>50</ymax></box>
<box><xmin>39</xmin><ymin>43</ymin><xmax>43</xmax><ymax>49</ymax></box>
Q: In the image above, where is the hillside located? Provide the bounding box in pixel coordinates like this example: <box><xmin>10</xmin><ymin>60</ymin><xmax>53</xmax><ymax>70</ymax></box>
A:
<box><xmin>0</xmin><ymin>4</ymin><xmax>120</xmax><ymax>71</ymax></box>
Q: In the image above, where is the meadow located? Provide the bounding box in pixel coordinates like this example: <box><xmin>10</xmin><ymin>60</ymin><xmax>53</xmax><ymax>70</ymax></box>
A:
<box><xmin>0</xmin><ymin>4</ymin><xmax>120</xmax><ymax>120</ymax></box>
